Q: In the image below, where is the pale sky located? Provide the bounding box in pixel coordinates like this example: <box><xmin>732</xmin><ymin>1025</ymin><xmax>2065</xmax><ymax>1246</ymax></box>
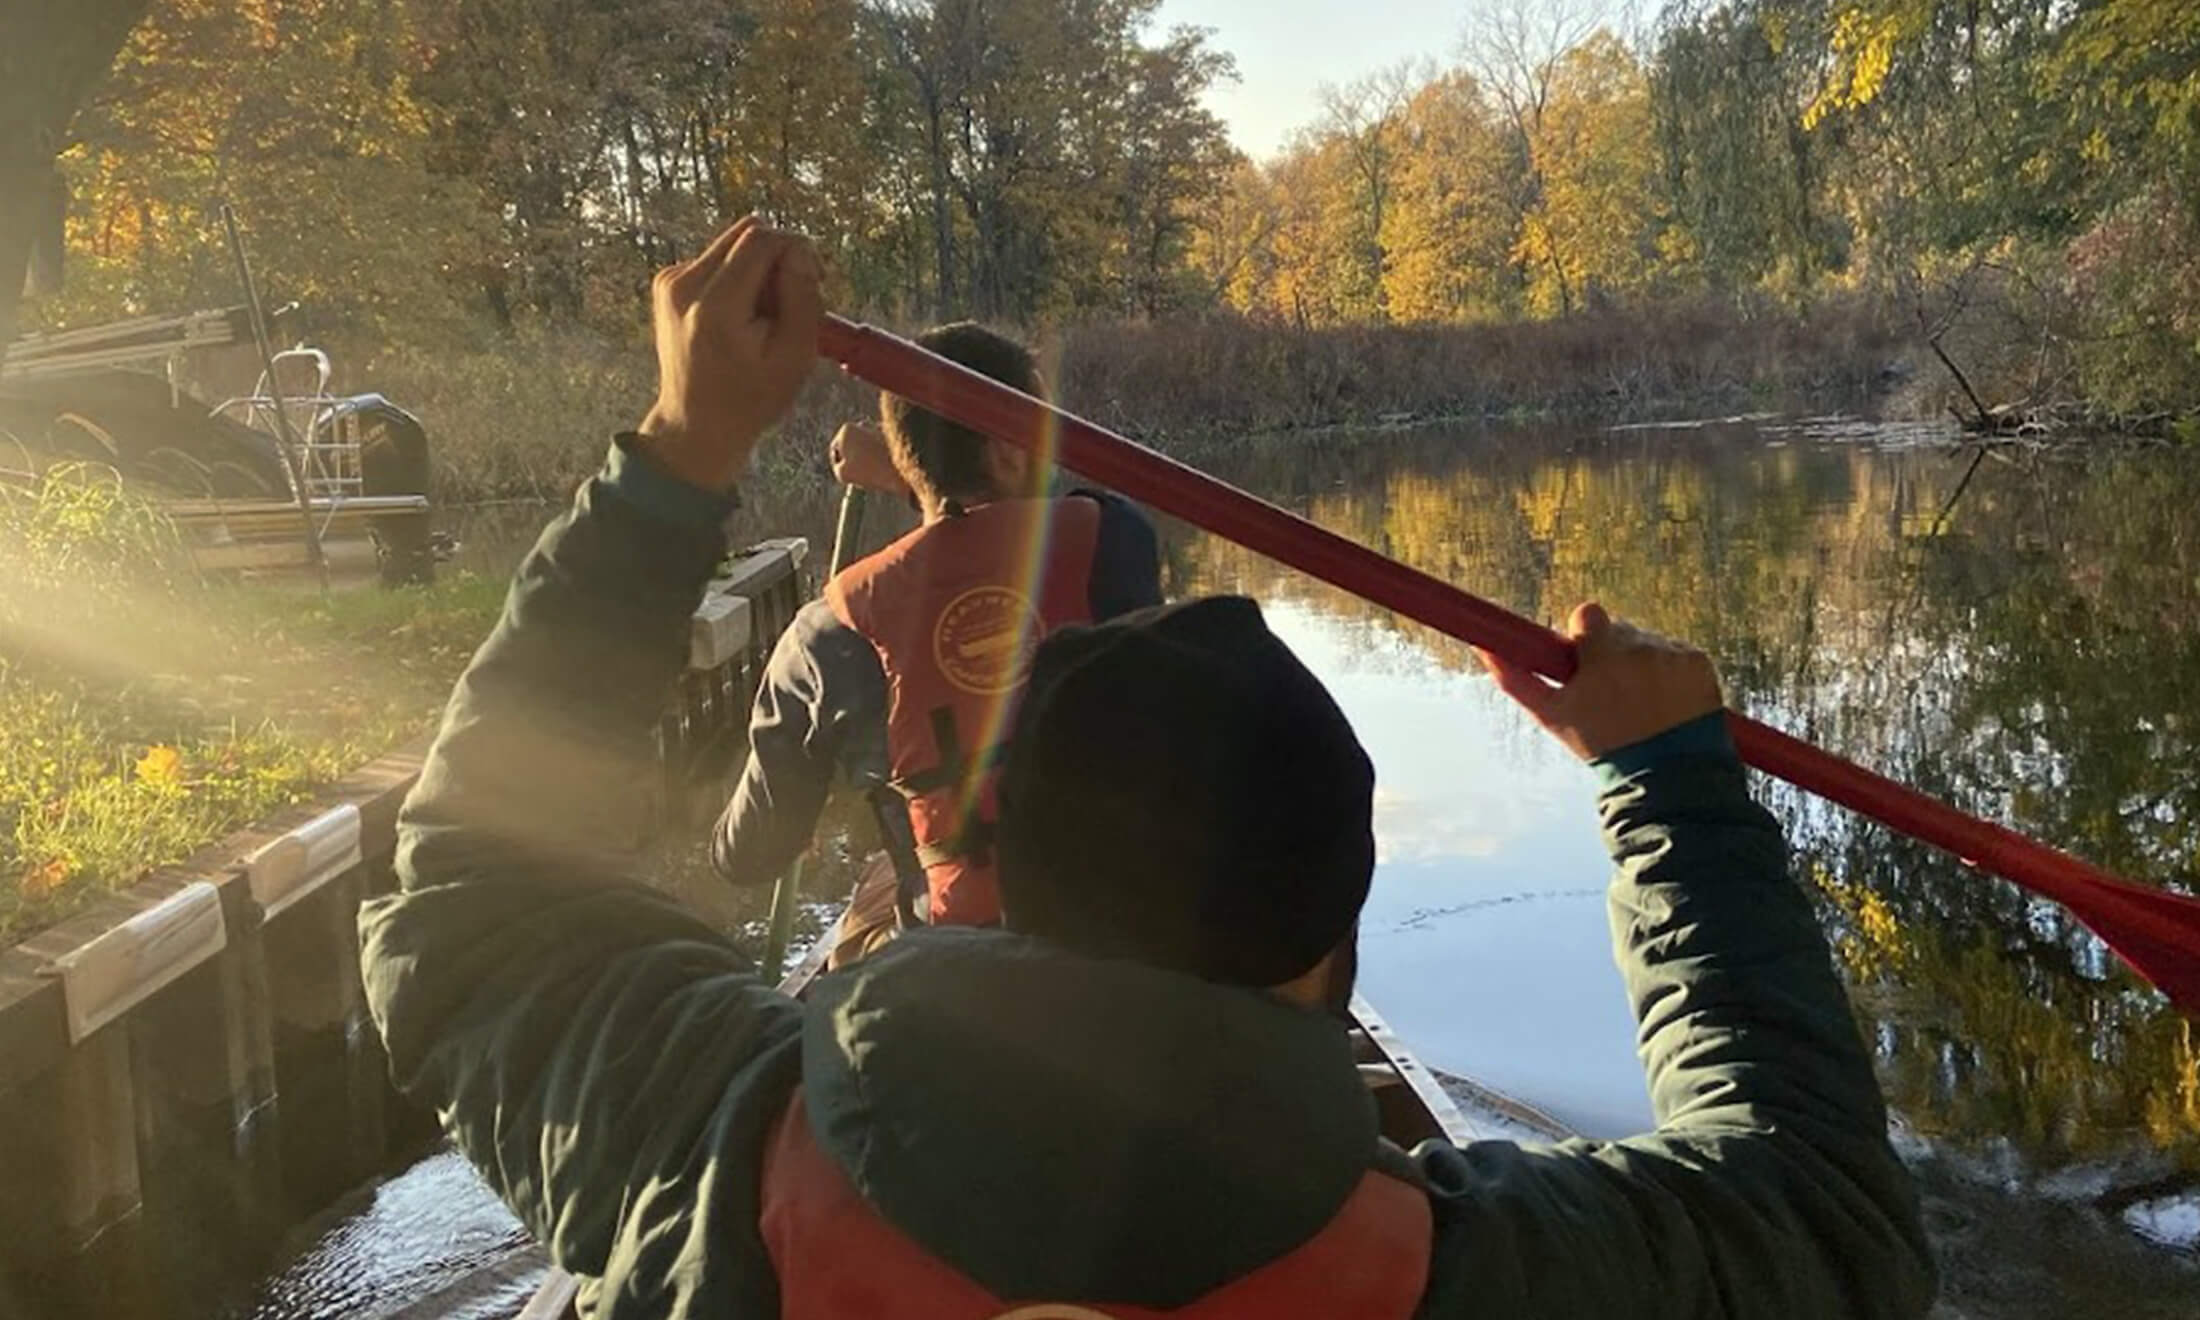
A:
<box><xmin>1152</xmin><ymin>0</ymin><xmax>1629</xmax><ymax>161</ymax></box>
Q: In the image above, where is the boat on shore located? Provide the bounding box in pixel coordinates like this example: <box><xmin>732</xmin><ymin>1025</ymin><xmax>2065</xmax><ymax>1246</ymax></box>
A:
<box><xmin>2</xmin><ymin>306</ymin><xmax>438</xmax><ymax>586</ymax></box>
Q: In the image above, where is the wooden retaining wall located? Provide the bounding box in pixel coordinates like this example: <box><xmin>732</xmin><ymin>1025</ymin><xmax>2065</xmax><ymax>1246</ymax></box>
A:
<box><xmin>0</xmin><ymin>538</ymin><xmax>808</xmax><ymax>1320</ymax></box>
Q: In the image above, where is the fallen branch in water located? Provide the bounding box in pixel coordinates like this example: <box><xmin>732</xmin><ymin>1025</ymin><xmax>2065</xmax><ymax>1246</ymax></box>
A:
<box><xmin>1929</xmin><ymin>335</ymin><xmax>1995</xmax><ymax>432</ymax></box>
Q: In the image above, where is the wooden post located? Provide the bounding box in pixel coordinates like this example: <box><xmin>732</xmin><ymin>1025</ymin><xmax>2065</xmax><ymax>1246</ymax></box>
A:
<box><xmin>264</xmin><ymin>866</ymin><xmax>389</xmax><ymax>1215</ymax></box>
<box><xmin>0</xmin><ymin>0</ymin><xmax>153</xmax><ymax>343</ymax></box>
<box><xmin>125</xmin><ymin>877</ymin><xmax>284</xmax><ymax>1314</ymax></box>
<box><xmin>0</xmin><ymin>1025</ymin><xmax>150</xmax><ymax>1315</ymax></box>
<box><xmin>762</xmin><ymin>494</ymin><xmax>859</xmax><ymax>976</ymax></box>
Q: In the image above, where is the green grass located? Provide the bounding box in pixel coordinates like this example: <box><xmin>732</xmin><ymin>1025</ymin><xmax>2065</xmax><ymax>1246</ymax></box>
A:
<box><xmin>0</xmin><ymin>466</ymin><xmax>507</xmax><ymax>946</ymax></box>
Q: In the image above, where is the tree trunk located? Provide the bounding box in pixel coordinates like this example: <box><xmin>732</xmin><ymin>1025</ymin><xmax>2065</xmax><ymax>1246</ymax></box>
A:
<box><xmin>924</xmin><ymin>123</ymin><xmax>956</xmax><ymax>320</ymax></box>
<box><xmin>880</xmin><ymin>11</ymin><xmax>958</xmax><ymax>322</ymax></box>
<box><xmin>0</xmin><ymin>0</ymin><xmax>153</xmax><ymax>344</ymax></box>
<box><xmin>0</xmin><ymin>158</ymin><xmax>40</xmax><ymax>346</ymax></box>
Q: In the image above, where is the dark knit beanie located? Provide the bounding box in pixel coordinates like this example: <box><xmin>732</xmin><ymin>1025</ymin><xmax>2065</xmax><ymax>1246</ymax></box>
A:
<box><xmin>995</xmin><ymin>596</ymin><xmax>1376</xmax><ymax>987</ymax></box>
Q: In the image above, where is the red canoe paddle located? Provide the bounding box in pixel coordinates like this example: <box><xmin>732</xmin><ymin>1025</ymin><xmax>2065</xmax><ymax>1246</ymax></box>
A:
<box><xmin>816</xmin><ymin>313</ymin><xmax>2200</xmax><ymax>1016</ymax></box>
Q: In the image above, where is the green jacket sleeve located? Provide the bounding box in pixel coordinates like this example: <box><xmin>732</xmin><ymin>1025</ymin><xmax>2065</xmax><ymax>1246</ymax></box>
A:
<box><xmin>1414</xmin><ymin>749</ymin><xmax>1936</xmax><ymax>1318</ymax></box>
<box><xmin>357</xmin><ymin>459</ymin><xmax>802</xmax><ymax>1318</ymax></box>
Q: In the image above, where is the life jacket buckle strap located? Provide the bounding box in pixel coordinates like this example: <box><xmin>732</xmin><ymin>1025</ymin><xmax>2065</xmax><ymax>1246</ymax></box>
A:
<box><xmin>912</xmin><ymin>816</ymin><xmax>996</xmax><ymax>871</ymax></box>
<box><xmin>886</xmin><ymin>740</ymin><xmax>1010</xmax><ymax>799</ymax></box>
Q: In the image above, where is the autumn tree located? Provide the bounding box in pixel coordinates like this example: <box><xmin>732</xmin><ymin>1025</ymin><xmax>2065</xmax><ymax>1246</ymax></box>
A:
<box><xmin>2058</xmin><ymin>0</ymin><xmax>2200</xmax><ymax>218</ymax></box>
<box><xmin>27</xmin><ymin>0</ymin><xmax>2200</xmax><ymax>417</ymax></box>
<box><xmin>863</xmin><ymin>0</ymin><xmax>1234</xmax><ymax>322</ymax></box>
<box><xmin>1186</xmin><ymin>158</ymin><xmax>1278</xmax><ymax>310</ymax></box>
<box><xmin>1257</xmin><ymin>135</ymin><xmax>1367</xmax><ymax>324</ymax></box>
<box><xmin>417</xmin><ymin>0</ymin><xmax>751</xmax><ymax>324</ymax></box>
<box><xmin>1462</xmin><ymin>0</ymin><xmax>1602</xmax><ymax>314</ymax></box>
<box><xmin>1227</xmin><ymin>21</ymin><xmax>1662</xmax><ymax>326</ymax></box>
<box><xmin>1105</xmin><ymin>30</ymin><xmax>1241</xmax><ymax>315</ymax></box>
<box><xmin>1380</xmin><ymin>71</ymin><xmax>1517</xmax><ymax>323</ymax></box>
<box><xmin>1651</xmin><ymin>1</ymin><xmax>1847</xmax><ymax>298</ymax></box>
<box><xmin>44</xmin><ymin>0</ymin><xmax>485</xmax><ymax>345</ymax></box>
<box><xmin>0</xmin><ymin>0</ymin><xmax>151</xmax><ymax>344</ymax></box>
<box><xmin>1517</xmin><ymin>33</ymin><xmax>1664</xmax><ymax>315</ymax></box>
<box><xmin>1313</xmin><ymin>62</ymin><xmax>1423</xmax><ymax>322</ymax></box>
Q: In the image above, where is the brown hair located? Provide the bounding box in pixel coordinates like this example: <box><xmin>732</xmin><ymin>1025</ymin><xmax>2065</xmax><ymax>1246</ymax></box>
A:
<box><xmin>880</xmin><ymin>322</ymin><xmax>1042</xmax><ymax>506</ymax></box>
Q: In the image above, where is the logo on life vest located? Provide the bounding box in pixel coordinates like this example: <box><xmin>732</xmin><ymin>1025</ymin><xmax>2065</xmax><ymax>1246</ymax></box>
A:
<box><xmin>934</xmin><ymin>585</ymin><xmax>1045</xmax><ymax>695</ymax></box>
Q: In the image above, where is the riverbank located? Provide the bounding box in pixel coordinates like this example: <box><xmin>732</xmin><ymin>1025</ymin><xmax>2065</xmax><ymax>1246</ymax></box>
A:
<box><xmin>0</xmin><ymin>540</ymin><xmax>810</xmax><ymax>1320</ymax></box>
<box><xmin>0</xmin><ymin>467</ymin><xmax>507</xmax><ymax>945</ymax></box>
<box><xmin>372</xmin><ymin>296</ymin><xmax>1908</xmax><ymax>504</ymax></box>
<box><xmin>1058</xmin><ymin>295</ymin><xmax>1902</xmax><ymax>443</ymax></box>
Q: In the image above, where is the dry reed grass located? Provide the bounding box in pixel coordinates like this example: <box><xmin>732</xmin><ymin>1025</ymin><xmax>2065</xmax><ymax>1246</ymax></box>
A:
<box><xmin>370</xmin><ymin>298</ymin><xmax>1903</xmax><ymax>505</ymax></box>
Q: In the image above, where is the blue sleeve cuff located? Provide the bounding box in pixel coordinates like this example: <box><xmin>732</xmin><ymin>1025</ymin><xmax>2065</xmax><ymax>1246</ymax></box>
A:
<box><xmin>1589</xmin><ymin>710</ymin><xmax>1736</xmax><ymax>792</ymax></box>
<box><xmin>601</xmin><ymin>434</ymin><xmax>740</xmax><ymax>532</ymax></box>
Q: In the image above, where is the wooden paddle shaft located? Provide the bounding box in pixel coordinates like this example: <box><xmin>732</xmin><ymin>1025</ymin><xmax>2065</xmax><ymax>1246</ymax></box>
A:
<box><xmin>816</xmin><ymin>313</ymin><xmax>2200</xmax><ymax>1013</ymax></box>
<box><xmin>760</xmin><ymin>483</ymin><xmax>869</xmax><ymax>980</ymax></box>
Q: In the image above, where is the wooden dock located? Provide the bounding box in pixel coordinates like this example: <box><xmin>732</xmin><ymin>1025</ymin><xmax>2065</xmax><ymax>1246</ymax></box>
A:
<box><xmin>0</xmin><ymin>537</ymin><xmax>808</xmax><ymax>1318</ymax></box>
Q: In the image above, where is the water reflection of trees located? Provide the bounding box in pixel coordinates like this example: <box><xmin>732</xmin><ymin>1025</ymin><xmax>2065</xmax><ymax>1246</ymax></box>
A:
<box><xmin>1177</xmin><ymin>429</ymin><xmax>2200</xmax><ymax>1169</ymax></box>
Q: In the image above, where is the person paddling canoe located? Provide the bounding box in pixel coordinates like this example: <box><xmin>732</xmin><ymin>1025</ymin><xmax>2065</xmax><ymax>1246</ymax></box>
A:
<box><xmin>359</xmin><ymin>219</ymin><xmax>1933</xmax><ymax>1319</ymax></box>
<box><xmin>708</xmin><ymin>321</ymin><xmax>1161</xmax><ymax>966</ymax></box>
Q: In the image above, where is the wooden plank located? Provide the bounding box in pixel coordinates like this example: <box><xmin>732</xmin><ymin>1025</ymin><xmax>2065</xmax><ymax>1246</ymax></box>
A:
<box><xmin>0</xmin><ymin>950</ymin><xmax>70</xmax><ymax>1099</ymax></box>
<box><xmin>711</xmin><ymin>538</ymin><xmax>808</xmax><ymax>601</ymax></box>
<box><xmin>688</xmin><ymin>592</ymin><xmax>753</xmax><ymax>671</ymax></box>
<box><xmin>0</xmin><ymin>877</ymin><xmax>198</xmax><ymax>1098</ymax></box>
<box><xmin>175</xmin><ymin>513</ymin><xmax>396</xmax><ymax>539</ymax></box>
<box><xmin>51</xmin><ymin>881</ymin><xmax>227</xmax><ymax>1044</ymax></box>
<box><xmin>188</xmin><ymin>538</ymin><xmax>381</xmax><ymax>574</ymax></box>
<box><xmin>0</xmin><ymin>741</ymin><xmax>424</xmax><ymax>1099</ymax></box>
<box><xmin>2</xmin><ymin>307</ymin><xmax>245</xmax><ymax>361</ymax></box>
<box><xmin>162</xmin><ymin>495</ymin><xmax>428</xmax><ymax>520</ymax></box>
<box><xmin>512</xmin><ymin>1266</ymin><xmax>579</xmax><ymax>1320</ymax></box>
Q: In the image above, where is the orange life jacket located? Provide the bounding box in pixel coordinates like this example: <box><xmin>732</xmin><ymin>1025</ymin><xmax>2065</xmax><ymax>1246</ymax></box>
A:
<box><xmin>759</xmin><ymin>1089</ymin><xmax>1433</xmax><ymax>1319</ymax></box>
<box><xmin>825</xmin><ymin>497</ymin><xmax>1102</xmax><ymax>926</ymax></box>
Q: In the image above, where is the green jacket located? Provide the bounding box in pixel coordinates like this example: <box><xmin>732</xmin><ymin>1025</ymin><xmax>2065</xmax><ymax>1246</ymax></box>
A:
<box><xmin>359</xmin><ymin>452</ymin><xmax>1935</xmax><ymax>1318</ymax></box>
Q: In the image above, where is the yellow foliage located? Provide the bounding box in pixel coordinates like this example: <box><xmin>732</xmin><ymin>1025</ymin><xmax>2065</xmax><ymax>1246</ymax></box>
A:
<box><xmin>1814</xmin><ymin>863</ymin><xmax>1913</xmax><ymax>983</ymax></box>
<box><xmin>42</xmin><ymin>0</ymin><xmax>486</xmax><ymax>340</ymax></box>
<box><xmin>135</xmin><ymin>744</ymin><xmax>184</xmax><ymax>789</ymax></box>
<box><xmin>1514</xmin><ymin>465</ymin><xmax>1574</xmax><ymax>545</ymax></box>
<box><xmin>2147</xmin><ymin>1021</ymin><xmax>2200</xmax><ymax>1150</ymax></box>
<box><xmin>1804</xmin><ymin>2</ymin><xmax>1930</xmax><ymax>130</ymax></box>
<box><xmin>1189</xmin><ymin>160</ymin><xmax>1280</xmax><ymax>311</ymax></box>
<box><xmin>721</xmin><ymin>0</ymin><xmax>874</xmax><ymax>244</ymax></box>
<box><xmin>1519</xmin><ymin>34</ymin><xmax>1663</xmax><ymax>317</ymax></box>
<box><xmin>1210</xmin><ymin>32</ymin><xmax>1673</xmax><ymax>326</ymax></box>
<box><xmin>1381</xmin><ymin>72</ymin><xmax>1516</xmax><ymax>324</ymax></box>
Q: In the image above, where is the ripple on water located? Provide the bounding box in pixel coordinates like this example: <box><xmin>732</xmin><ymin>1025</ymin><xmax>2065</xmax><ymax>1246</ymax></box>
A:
<box><xmin>237</xmin><ymin>1147</ymin><xmax>539</xmax><ymax>1320</ymax></box>
<box><xmin>1758</xmin><ymin>414</ymin><xmax>1968</xmax><ymax>448</ymax></box>
<box><xmin>2126</xmin><ymin>1196</ymin><xmax>2200</xmax><ymax>1252</ymax></box>
<box><xmin>1607</xmin><ymin>412</ymin><xmax>1967</xmax><ymax>450</ymax></box>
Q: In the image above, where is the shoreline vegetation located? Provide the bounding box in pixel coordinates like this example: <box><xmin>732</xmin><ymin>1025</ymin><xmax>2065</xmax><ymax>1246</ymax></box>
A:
<box><xmin>0</xmin><ymin>467</ymin><xmax>505</xmax><ymax>946</ymax></box>
<box><xmin>18</xmin><ymin>0</ymin><xmax>2194</xmax><ymax>506</ymax></box>
<box><xmin>396</xmin><ymin>294</ymin><xmax>1915</xmax><ymax>505</ymax></box>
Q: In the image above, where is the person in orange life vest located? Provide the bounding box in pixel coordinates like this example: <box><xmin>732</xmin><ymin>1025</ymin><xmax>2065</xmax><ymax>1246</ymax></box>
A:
<box><xmin>709</xmin><ymin>322</ymin><xmax>1161</xmax><ymax>953</ymax></box>
<box><xmin>362</xmin><ymin>220</ymin><xmax>1932</xmax><ymax>1318</ymax></box>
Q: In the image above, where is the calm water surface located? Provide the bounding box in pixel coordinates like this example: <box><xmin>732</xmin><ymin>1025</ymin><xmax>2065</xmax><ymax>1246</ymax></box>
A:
<box><xmin>251</xmin><ymin>417</ymin><xmax>2200</xmax><ymax>1316</ymax></box>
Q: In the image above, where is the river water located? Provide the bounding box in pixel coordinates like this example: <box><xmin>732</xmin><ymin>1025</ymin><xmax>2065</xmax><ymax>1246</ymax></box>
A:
<box><xmin>242</xmin><ymin>416</ymin><xmax>2200</xmax><ymax>1317</ymax></box>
